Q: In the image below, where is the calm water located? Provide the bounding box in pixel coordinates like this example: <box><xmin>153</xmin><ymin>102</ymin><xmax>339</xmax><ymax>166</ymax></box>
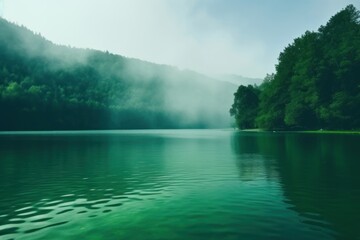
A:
<box><xmin>0</xmin><ymin>130</ymin><xmax>359</xmax><ymax>240</ymax></box>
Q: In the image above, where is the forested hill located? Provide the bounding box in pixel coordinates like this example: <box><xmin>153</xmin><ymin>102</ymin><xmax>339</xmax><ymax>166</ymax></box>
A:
<box><xmin>231</xmin><ymin>5</ymin><xmax>360</xmax><ymax>130</ymax></box>
<box><xmin>0</xmin><ymin>18</ymin><xmax>235</xmax><ymax>130</ymax></box>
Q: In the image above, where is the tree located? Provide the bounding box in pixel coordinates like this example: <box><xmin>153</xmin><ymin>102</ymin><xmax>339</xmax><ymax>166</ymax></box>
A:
<box><xmin>232</xmin><ymin>4</ymin><xmax>360</xmax><ymax>130</ymax></box>
<box><xmin>230</xmin><ymin>85</ymin><xmax>260</xmax><ymax>129</ymax></box>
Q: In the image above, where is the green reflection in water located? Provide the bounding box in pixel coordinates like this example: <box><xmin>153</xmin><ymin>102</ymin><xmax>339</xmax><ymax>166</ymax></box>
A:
<box><xmin>232</xmin><ymin>132</ymin><xmax>360</xmax><ymax>240</ymax></box>
<box><xmin>0</xmin><ymin>130</ymin><xmax>358</xmax><ymax>239</ymax></box>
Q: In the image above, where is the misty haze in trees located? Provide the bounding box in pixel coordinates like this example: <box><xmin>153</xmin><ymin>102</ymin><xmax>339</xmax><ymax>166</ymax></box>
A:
<box><xmin>231</xmin><ymin>5</ymin><xmax>360</xmax><ymax>130</ymax></box>
<box><xmin>0</xmin><ymin>18</ymin><xmax>235</xmax><ymax>130</ymax></box>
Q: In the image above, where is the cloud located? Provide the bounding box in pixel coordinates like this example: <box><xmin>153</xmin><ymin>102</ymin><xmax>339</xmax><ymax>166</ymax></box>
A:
<box><xmin>2</xmin><ymin>0</ymin><xmax>268</xmax><ymax>77</ymax></box>
<box><xmin>0</xmin><ymin>0</ymin><xmax>4</xmax><ymax>17</ymax></box>
<box><xmin>2</xmin><ymin>0</ymin><xmax>360</xmax><ymax>78</ymax></box>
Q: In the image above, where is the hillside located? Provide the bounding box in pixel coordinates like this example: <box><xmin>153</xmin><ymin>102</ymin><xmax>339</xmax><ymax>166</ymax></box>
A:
<box><xmin>218</xmin><ymin>74</ymin><xmax>262</xmax><ymax>86</ymax></box>
<box><xmin>0</xmin><ymin>18</ymin><xmax>235</xmax><ymax>130</ymax></box>
<box><xmin>231</xmin><ymin>5</ymin><xmax>360</xmax><ymax>130</ymax></box>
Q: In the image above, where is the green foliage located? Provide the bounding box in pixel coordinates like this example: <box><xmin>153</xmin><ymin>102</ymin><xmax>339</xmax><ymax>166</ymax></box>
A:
<box><xmin>231</xmin><ymin>5</ymin><xmax>360</xmax><ymax>130</ymax></box>
<box><xmin>0</xmin><ymin>18</ymin><xmax>234</xmax><ymax>130</ymax></box>
<box><xmin>230</xmin><ymin>85</ymin><xmax>259</xmax><ymax>129</ymax></box>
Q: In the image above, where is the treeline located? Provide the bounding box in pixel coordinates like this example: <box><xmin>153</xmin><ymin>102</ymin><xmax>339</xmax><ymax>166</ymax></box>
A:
<box><xmin>231</xmin><ymin>5</ymin><xmax>360</xmax><ymax>130</ymax></box>
<box><xmin>0</xmin><ymin>17</ymin><xmax>234</xmax><ymax>130</ymax></box>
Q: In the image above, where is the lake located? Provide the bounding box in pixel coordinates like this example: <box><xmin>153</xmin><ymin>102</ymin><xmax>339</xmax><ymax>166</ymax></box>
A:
<box><xmin>0</xmin><ymin>130</ymin><xmax>359</xmax><ymax>240</ymax></box>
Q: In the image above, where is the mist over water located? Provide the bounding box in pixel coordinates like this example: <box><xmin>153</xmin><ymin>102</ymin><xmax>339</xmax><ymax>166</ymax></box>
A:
<box><xmin>97</xmin><ymin>52</ymin><xmax>235</xmax><ymax>128</ymax></box>
<box><xmin>119</xmin><ymin>59</ymin><xmax>235</xmax><ymax>128</ymax></box>
<box><xmin>1</xmin><ymin>2</ymin><xmax>360</xmax><ymax>240</ymax></box>
<box><xmin>0</xmin><ymin>17</ymin><xmax>236</xmax><ymax>130</ymax></box>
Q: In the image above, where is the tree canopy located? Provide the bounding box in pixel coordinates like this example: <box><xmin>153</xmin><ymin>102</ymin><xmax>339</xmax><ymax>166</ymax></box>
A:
<box><xmin>0</xmin><ymin>18</ymin><xmax>234</xmax><ymax>130</ymax></box>
<box><xmin>231</xmin><ymin>5</ymin><xmax>360</xmax><ymax>130</ymax></box>
<box><xmin>230</xmin><ymin>85</ymin><xmax>259</xmax><ymax>129</ymax></box>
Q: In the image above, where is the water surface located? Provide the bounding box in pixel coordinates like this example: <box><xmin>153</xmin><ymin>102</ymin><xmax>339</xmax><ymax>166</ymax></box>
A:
<box><xmin>0</xmin><ymin>130</ymin><xmax>359</xmax><ymax>240</ymax></box>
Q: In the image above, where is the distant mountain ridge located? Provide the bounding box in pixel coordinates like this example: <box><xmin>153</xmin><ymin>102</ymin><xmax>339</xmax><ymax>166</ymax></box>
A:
<box><xmin>0</xmin><ymin>18</ymin><xmax>236</xmax><ymax>130</ymax></box>
<box><xmin>218</xmin><ymin>74</ymin><xmax>263</xmax><ymax>86</ymax></box>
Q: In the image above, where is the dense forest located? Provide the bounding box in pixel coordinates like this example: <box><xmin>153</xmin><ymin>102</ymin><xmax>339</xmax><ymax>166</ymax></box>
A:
<box><xmin>231</xmin><ymin>5</ymin><xmax>360</xmax><ymax>130</ymax></box>
<box><xmin>0</xmin><ymin>17</ymin><xmax>235</xmax><ymax>130</ymax></box>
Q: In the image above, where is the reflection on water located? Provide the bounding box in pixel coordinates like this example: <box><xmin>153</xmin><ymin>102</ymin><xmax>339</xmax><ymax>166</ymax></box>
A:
<box><xmin>0</xmin><ymin>133</ymin><xmax>171</xmax><ymax>239</ymax></box>
<box><xmin>0</xmin><ymin>130</ymin><xmax>359</xmax><ymax>239</ymax></box>
<box><xmin>232</xmin><ymin>132</ymin><xmax>360</xmax><ymax>240</ymax></box>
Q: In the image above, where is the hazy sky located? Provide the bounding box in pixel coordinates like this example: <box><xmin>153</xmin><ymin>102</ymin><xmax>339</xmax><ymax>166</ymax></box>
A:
<box><xmin>1</xmin><ymin>0</ymin><xmax>359</xmax><ymax>78</ymax></box>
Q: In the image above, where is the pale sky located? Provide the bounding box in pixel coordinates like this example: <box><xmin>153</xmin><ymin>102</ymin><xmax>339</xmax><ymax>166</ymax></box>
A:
<box><xmin>1</xmin><ymin>0</ymin><xmax>359</xmax><ymax>78</ymax></box>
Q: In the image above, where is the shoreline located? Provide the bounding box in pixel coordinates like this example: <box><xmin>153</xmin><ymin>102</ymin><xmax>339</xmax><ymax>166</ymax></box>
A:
<box><xmin>238</xmin><ymin>129</ymin><xmax>360</xmax><ymax>135</ymax></box>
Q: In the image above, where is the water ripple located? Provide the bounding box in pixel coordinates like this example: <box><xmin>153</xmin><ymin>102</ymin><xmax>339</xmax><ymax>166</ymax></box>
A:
<box><xmin>0</xmin><ymin>130</ymin><xmax>358</xmax><ymax>240</ymax></box>
<box><xmin>0</xmin><ymin>180</ymin><xmax>172</xmax><ymax>239</ymax></box>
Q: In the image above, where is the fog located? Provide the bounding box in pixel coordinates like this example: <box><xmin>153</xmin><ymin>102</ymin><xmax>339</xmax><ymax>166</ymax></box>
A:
<box><xmin>7</xmin><ymin>19</ymin><xmax>233</xmax><ymax>128</ymax></box>
<box><xmin>2</xmin><ymin>0</ymin><xmax>360</xmax><ymax>78</ymax></box>
<box><xmin>2</xmin><ymin>1</ymin><xmax>360</xmax><ymax>129</ymax></box>
<box><xmin>112</xmin><ymin>56</ymin><xmax>236</xmax><ymax>128</ymax></box>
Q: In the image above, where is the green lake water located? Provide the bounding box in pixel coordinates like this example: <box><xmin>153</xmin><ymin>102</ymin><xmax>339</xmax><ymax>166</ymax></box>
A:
<box><xmin>0</xmin><ymin>130</ymin><xmax>359</xmax><ymax>240</ymax></box>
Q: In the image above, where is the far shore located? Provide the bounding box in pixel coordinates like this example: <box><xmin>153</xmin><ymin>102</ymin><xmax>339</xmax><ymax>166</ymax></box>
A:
<box><xmin>237</xmin><ymin>129</ymin><xmax>360</xmax><ymax>135</ymax></box>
